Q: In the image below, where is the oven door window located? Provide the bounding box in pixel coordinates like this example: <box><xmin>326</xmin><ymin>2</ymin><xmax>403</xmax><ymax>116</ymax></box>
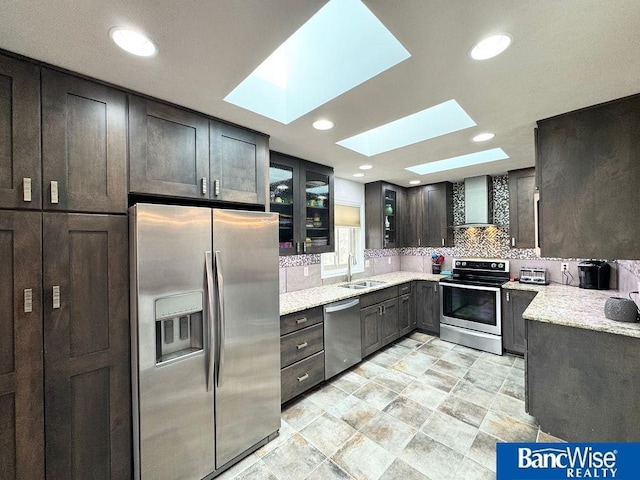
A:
<box><xmin>442</xmin><ymin>285</ymin><xmax>497</xmax><ymax>326</ymax></box>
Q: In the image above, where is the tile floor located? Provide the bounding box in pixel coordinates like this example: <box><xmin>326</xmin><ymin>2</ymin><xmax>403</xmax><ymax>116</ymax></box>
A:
<box><xmin>217</xmin><ymin>332</ymin><xmax>563</xmax><ymax>480</ymax></box>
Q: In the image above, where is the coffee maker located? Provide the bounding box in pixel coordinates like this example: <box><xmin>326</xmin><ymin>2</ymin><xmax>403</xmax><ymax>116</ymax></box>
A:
<box><xmin>578</xmin><ymin>261</ymin><xmax>610</xmax><ymax>290</ymax></box>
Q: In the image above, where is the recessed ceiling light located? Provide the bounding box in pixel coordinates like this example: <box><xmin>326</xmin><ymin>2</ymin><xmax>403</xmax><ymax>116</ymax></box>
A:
<box><xmin>472</xmin><ymin>132</ymin><xmax>495</xmax><ymax>142</ymax></box>
<box><xmin>337</xmin><ymin>99</ymin><xmax>476</xmax><ymax>157</ymax></box>
<box><xmin>313</xmin><ymin>119</ymin><xmax>334</xmax><ymax>130</ymax></box>
<box><xmin>409</xmin><ymin>180</ymin><xmax>421</xmax><ymax>185</ymax></box>
<box><xmin>352</xmin><ymin>173</ymin><xmax>365</xmax><ymax>178</ymax></box>
<box><xmin>110</xmin><ymin>27</ymin><xmax>157</xmax><ymax>57</ymax></box>
<box><xmin>470</xmin><ymin>34</ymin><xmax>512</xmax><ymax>60</ymax></box>
<box><xmin>406</xmin><ymin>148</ymin><xmax>509</xmax><ymax>175</ymax></box>
<box><xmin>359</xmin><ymin>164</ymin><xmax>373</xmax><ymax>170</ymax></box>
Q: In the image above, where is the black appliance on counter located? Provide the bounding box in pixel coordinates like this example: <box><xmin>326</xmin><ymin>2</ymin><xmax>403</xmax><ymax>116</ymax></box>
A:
<box><xmin>578</xmin><ymin>260</ymin><xmax>610</xmax><ymax>290</ymax></box>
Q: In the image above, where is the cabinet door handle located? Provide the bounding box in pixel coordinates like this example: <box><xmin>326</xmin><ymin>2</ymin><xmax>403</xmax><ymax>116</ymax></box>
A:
<box><xmin>418</xmin><ymin>238</ymin><xmax>421</xmax><ymax>247</ymax></box>
<box><xmin>50</xmin><ymin>181</ymin><xmax>59</xmax><ymax>204</ymax></box>
<box><xmin>213</xmin><ymin>179</ymin><xmax>220</xmax><ymax>197</ymax></box>
<box><xmin>201</xmin><ymin>177</ymin><xmax>207</xmax><ymax>196</ymax></box>
<box><xmin>296</xmin><ymin>317</ymin><xmax>308</xmax><ymax>324</ymax></box>
<box><xmin>378</xmin><ymin>305</ymin><xmax>383</xmax><ymax>315</ymax></box>
<box><xmin>441</xmin><ymin>238</ymin><xmax>445</xmax><ymax>247</ymax></box>
<box><xmin>297</xmin><ymin>373</ymin><xmax>309</xmax><ymax>382</ymax></box>
<box><xmin>433</xmin><ymin>283</ymin><xmax>437</xmax><ymax>292</ymax></box>
<box><xmin>302</xmin><ymin>243</ymin><xmax>307</xmax><ymax>254</ymax></box>
<box><xmin>296</xmin><ymin>342</ymin><xmax>308</xmax><ymax>350</ymax></box>
<box><xmin>506</xmin><ymin>291</ymin><xmax>510</xmax><ymax>302</ymax></box>
<box><xmin>512</xmin><ymin>237</ymin><xmax>516</xmax><ymax>247</ymax></box>
<box><xmin>52</xmin><ymin>286</ymin><xmax>61</xmax><ymax>309</ymax></box>
<box><xmin>23</xmin><ymin>178</ymin><xmax>32</xmax><ymax>202</ymax></box>
<box><xmin>24</xmin><ymin>289</ymin><xmax>33</xmax><ymax>313</ymax></box>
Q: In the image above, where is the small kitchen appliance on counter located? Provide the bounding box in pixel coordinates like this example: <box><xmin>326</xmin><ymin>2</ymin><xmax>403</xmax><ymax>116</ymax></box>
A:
<box><xmin>519</xmin><ymin>267</ymin><xmax>549</xmax><ymax>285</ymax></box>
<box><xmin>578</xmin><ymin>260</ymin><xmax>610</xmax><ymax>290</ymax></box>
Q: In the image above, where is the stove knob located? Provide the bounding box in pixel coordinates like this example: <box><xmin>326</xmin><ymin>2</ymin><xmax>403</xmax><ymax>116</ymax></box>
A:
<box><xmin>491</xmin><ymin>263</ymin><xmax>497</xmax><ymax>268</ymax></box>
<box><xmin>455</xmin><ymin>261</ymin><xmax>460</xmax><ymax>267</ymax></box>
<box><xmin>498</xmin><ymin>263</ymin><xmax>504</xmax><ymax>269</ymax></box>
<box><xmin>461</xmin><ymin>262</ymin><xmax>467</xmax><ymax>267</ymax></box>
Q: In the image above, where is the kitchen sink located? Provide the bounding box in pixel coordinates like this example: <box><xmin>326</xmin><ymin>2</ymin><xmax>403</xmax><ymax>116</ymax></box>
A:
<box><xmin>340</xmin><ymin>280</ymin><xmax>386</xmax><ymax>290</ymax></box>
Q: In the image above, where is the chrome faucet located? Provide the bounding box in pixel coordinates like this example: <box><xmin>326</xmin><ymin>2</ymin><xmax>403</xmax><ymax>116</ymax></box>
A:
<box><xmin>347</xmin><ymin>253</ymin><xmax>354</xmax><ymax>282</ymax></box>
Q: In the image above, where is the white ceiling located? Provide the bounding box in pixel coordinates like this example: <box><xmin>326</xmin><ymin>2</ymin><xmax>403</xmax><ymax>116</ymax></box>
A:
<box><xmin>2</xmin><ymin>0</ymin><xmax>639</xmax><ymax>186</ymax></box>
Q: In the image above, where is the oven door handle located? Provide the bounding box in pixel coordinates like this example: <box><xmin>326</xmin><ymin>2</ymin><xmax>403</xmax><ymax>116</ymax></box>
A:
<box><xmin>439</xmin><ymin>282</ymin><xmax>502</xmax><ymax>293</ymax></box>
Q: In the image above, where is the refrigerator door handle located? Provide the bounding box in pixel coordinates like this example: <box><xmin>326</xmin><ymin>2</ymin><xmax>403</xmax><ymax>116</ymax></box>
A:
<box><xmin>214</xmin><ymin>250</ymin><xmax>226</xmax><ymax>387</ymax></box>
<box><xmin>205</xmin><ymin>251</ymin><xmax>215</xmax><ymax>392</ymax></box>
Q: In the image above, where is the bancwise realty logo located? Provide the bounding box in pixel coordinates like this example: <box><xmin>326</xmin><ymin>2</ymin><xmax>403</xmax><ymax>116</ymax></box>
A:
<box><xmin>497</xmin><ymin>443</ymin><xmax>640</xmax><ymax>479</ymax></box>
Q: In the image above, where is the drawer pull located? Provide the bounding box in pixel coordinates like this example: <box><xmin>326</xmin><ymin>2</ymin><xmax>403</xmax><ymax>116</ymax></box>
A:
<box><xmin>297</xmin><ymin>373</ymin><xmax>309</xmax><ymax>382</ymax></box>
<box><xmin>296</xmin><ymin>342</ymin><xmax>308</xmax><ymax>350</ymax></box>
<box><xmin>296</xmin><ymin>317</ymin><xmax>308</xmax><ymax>324</ymax></box>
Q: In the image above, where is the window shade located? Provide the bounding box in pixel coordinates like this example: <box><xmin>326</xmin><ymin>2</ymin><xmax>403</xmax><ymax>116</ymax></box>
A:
<box><xmin>335</xmin><ymin>204</ymin><xmax>360</xmax><ymax>227</ymax></box>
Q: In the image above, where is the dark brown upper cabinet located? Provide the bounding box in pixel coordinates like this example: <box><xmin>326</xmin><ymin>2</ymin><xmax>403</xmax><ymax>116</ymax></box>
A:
<box><xmin>42</xmin><ymin>213</ymin><xmax>131</xmax><ymax>480</ymax></box>
<box><xmin>365</xmin><ymin>181</ymin><xmax>405</xmax><ymax>249</ymax></box>
<box><xmin>406</xmin><ymin>182</ymin><xmax>453</xmax><ymax>247</ymax></box>
<box><xmin>0</xmin><ymin>210</ymin><xmax>44</xmax><ymax>479</ymax></box>
<box><xmin>508</xmin><ymin>167</ymin><xmax>536</xmax><ymax>249</ymax></box>
<box><xmin>537</xmin><ymin>93</ymin><xmax>640</xmax><ymax>259</ymax></box>
<box><xmin>0</xmin><ymin>53</ymin><xmax>41</xmax><ymax>210</ymax></box>
<box><xmin>42</xmin><ymin>69</ymin><xmax>127</xmax><ymax>213</ymax></box>
<box><xmin>269</xmin><ymin>152</ymin><xmax>334</xmax><ymax>255</ymax></box>
<box><xmin>210</xmin><ymin>121</ymin><xmax>268</xmax><ymax>205</ymax></box>
<box><xmin>129</xmin><ymin>95</ymin><xmax>209</xmax><ymax>200</ymax></box>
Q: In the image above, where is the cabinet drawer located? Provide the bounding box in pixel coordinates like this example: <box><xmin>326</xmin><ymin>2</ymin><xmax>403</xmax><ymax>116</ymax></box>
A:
<box><xmin>281</xmin><ymin>324</ymin><xmax>324</xmax><ymax>368</ymax></box>
<box><xmin>280</xmin><ymin>306</ymin><xmax>323</xmax><ymax>335</ymax></box>
<box><xmin>359</xmin><ymin>286</ymin><xmax>399</xmax><ymax>309</ymax></box>
<box><xmin>398</xmin><ymin>282</ymin><xmax>411</xmax><ymax>295</ymax></box>
<box><xmin>281</xmin><ymin>351</ymin><xmax>324</xmax><ymax>404</ymax></box>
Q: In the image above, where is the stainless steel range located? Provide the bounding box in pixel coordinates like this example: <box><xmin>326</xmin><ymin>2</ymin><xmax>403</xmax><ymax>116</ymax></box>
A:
<box><xmin>439</xmin><ymin>258</ymin><xmax>510</xmax><ymax>355</ymax></box>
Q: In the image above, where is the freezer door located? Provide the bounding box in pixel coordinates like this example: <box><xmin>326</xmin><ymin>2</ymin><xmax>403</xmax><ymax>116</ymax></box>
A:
<box><xmin>211</xmin><ymin>209</ymin><xmax>281</xmax><ymax>468</ymax></box>
<box><xmin>131</xmin><ymin>204</ymin><xmax>214</xmax><ymax>480</ymax></box>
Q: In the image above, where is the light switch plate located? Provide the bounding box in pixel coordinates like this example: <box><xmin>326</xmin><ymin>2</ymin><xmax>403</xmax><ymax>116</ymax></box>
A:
<box><xmin>303</xmin><ymin>266</ymin><xmax>309</xmax><ymax>277</ymax></box>
<box><xmin>365</xmin><ymin>259</ymin><xmax>370</xmax><ymax>268</ymax></box>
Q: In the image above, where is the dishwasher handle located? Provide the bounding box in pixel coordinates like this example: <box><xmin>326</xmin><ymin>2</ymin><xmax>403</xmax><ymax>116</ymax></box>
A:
<box><xmin>325</xmin><ymin>298</ymin><xmax>360</xmax><ymax>313</ymax></box>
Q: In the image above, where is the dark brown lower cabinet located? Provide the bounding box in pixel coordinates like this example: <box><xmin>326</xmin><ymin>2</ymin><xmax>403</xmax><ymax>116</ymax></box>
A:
<box><xmin>0</xmin><ymin>211</ymin><xmax>44</xmax><ymax>479</ymax></box>
<box><xmin>416</xmin><ymin>281</ymin><xmax>440</xmax><ymax>334</ymax></box>
<box><xmin>502</xmin><ymin>289</ymin><xmax>537</xmax><ymax>355</ymax></box>
<box><xmin>379</xmin><ymin>299</ymin><xmax>399</xmax><ymax>347</ymax></box>
<box><xmin>361</xmin><ymin>304</ymin><xmax>382</xmax><ymax>357</ymax></box>
<box><xmin>398</xmin><ymin>292</ymin><xmax>415</xmax><ymax>337</ymax></box>
<box><xmin>43</xmin><ymin>213</ymin><xmax>131</xmax><ymax>479</ymax></box>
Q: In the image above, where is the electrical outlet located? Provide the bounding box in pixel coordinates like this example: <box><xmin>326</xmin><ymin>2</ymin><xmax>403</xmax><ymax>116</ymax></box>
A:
<box><xmin>637</xmin><ymin>281</ymin><xmax>640</xmax><ymax>294</ymax></box>
<box><xmin>388</xmin><ymin>257</ymin><xmax>392</xmax><ymax>265</ymax></box>
<box><xmin>365</xmin><ymin>259</ymin><xmax>370</xmax><ymax>268</ymax></box>
<box><xmin>303</xmin><ymin>266</ymin><xmax>309</xmax><ymax>277</ymax></box>
<box><xmin>561</xmin><ymin>262</ymin><xmax>569</xmax><ymax>273</ymax></box>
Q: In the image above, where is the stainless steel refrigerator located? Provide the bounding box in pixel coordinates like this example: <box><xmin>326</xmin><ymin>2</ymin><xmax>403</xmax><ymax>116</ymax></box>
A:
<box><xmin>130</xmin><ymin>203</ymin><xmax>281</xmax><ymax>480</ymax></box>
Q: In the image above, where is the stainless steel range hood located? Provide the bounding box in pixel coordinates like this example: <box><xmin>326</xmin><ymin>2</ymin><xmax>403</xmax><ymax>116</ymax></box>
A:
<box><xmin>456</xmin><ymin>175</ymin><xmax>495</xmax><ymax>228</ymax></box>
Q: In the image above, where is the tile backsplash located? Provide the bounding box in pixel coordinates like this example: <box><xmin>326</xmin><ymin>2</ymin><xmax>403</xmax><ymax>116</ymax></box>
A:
<box><xmin>279</xmin><ymin>175</ymin><xmax>640</xmax><ymax>294</ymax></box>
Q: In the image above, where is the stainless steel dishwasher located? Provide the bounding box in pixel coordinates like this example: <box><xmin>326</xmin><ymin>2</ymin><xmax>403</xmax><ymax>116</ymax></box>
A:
<box><xmin>323</xmin><ymin>297</ymin><xmax>361</xmax><ymax>379</ymax></box>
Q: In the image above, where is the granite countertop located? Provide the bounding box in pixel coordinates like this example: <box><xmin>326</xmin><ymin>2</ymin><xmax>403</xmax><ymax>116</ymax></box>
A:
<box><xmin>280</xmin><ymin>271</ymin><xmax>443</xmax><ymax>316</ymax></box>
<box><xmin>503</xmin><ymin>281</ymin><xmax>640</xmax><ymax>338</ymax></box>
<box><xmin>281</xmin><ymin>273</ymin><xmax>640</xmax><ymax>338</ymax></box>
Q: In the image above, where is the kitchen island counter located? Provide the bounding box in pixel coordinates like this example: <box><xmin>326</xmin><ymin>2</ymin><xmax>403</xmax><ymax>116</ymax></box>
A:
<box><xmin>280</xmin><ymin>271</ymin><xmax>443</xmax><ymax>316</ymax></box>
<box><xmin>503</xmin><ymin>281</ymin><xmax>640</xmax><ymax>338</ymax></box>
<box><xmin>506</xmin><ymin>282</ymin><xmax>640</xmax><ymax>442</ymax></box>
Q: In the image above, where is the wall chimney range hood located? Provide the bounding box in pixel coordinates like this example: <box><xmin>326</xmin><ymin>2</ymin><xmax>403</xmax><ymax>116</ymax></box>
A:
<box><xmin>456</xmin><ymin>175</ymin><xmax>495</xmax><ymax>228</ymax></box>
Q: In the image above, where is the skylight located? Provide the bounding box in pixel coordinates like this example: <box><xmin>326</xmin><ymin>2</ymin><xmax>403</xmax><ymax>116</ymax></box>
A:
<box><xmin>224</xmin><ymin>0</ymin><xmax>410</xmax><ymax>124</ymax></box>
<box><xmin>336</xmin><ymin>100</ymin><xmax>476</xmax><ymax>156</ymax></box>
<box><xmin>406</xmin><ymin>148</ymin><xmax>509</xmax><ymax>175</ymax></box>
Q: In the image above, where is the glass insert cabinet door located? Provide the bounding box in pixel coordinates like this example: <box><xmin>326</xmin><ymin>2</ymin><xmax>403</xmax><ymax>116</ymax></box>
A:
<box><xmin>383</xmin><ymin>188</ymin><xmax>396</xmax><ymax>246</ymax></box>
<box><xmin>304</xmin><ymin>169</ymin><xmax>331</xmax><ymax>253</ymax></box>
<box><xmin>269</xmin><ymin>163</ymin><xmax>296</xmax><ymax>254</ymax></box>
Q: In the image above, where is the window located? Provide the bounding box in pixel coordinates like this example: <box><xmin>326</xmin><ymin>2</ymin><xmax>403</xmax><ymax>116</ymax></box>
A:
<box><xmin>321</xmin><ymin>202</ymin><xmax>364</xmax><ymax>278</ymax></box>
